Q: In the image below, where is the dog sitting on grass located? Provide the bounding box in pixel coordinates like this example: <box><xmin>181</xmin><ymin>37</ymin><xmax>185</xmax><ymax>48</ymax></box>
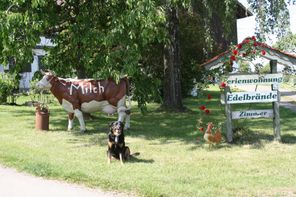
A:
<box><xmin>107</xmin><ymin>121</ymin><xmax>130</xmax><ymax>165</ymax></box>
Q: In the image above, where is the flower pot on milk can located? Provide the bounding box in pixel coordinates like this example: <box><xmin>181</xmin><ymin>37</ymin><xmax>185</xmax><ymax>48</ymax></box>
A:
<box><xmin>35</xmin><ymin>104</ymin><xmax>49</xmax><ymax>131</ymax></box>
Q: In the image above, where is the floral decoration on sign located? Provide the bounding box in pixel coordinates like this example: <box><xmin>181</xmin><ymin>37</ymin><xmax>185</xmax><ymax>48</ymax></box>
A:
<box><xmin>224</xmin><ymin>36</ymin><xmax>267</xmax><ymax>72</ymax></box>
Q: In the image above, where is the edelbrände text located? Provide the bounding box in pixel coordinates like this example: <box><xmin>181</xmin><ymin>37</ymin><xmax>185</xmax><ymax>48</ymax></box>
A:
<box><xmin>226</xmin><ymin>91</ymin><xmax>278</xmax><ymax>104</ymax></box>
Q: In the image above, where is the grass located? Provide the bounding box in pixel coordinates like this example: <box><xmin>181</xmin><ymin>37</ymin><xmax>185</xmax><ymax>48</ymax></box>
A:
<box><xmin>1</xmin><ymin>85</ymin><xmax>296</xmax><ymax>197</ymax></box>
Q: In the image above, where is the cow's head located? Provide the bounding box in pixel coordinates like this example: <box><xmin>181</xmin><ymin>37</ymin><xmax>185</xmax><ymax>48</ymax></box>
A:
<box><xmin>36</xmin><ymin>70</ymin><xmax>56</xmax><ymax>89</ymax></box>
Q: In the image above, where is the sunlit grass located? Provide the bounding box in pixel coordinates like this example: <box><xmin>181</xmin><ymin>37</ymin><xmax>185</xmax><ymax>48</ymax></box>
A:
<box><xmin>0</xmin><ymin>86</ymin><xmax>296</xmax><ymax>197</ymax></box>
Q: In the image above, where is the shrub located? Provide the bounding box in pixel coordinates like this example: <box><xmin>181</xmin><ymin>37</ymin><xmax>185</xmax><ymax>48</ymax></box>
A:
<box><xmin>0</xmin><ymin>73</ymin><xmax>18</xmax><ymax>104</ymax></box>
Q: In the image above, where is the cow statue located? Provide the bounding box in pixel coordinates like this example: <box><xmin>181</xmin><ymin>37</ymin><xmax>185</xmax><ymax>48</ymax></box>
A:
<box><xmin>36</xmin><ymin>71</ymin><xmax>131</xmax><ymax>132</ymax></box>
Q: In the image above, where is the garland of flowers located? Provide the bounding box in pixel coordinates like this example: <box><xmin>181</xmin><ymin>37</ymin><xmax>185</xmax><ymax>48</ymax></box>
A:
<box><xmin>224</xmin><ymin>36</ymin><xmax>267</xmax><ymax>72</ymax></box>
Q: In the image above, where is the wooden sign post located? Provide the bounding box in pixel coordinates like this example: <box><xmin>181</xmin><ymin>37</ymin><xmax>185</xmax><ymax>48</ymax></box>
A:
<box><xmin>271</xmin><ymin>60</ymin><xmax>281</xmax><ymax>141</ymax></box>
<box><xmin>223</xmin><ymin>60</ymin><xmax>282</xmax><ymax>143</ymax></box>
<box><xmin>224</xmin><ymin>86</ymin><xmax>233</xmax><ymax>143</ymax></box>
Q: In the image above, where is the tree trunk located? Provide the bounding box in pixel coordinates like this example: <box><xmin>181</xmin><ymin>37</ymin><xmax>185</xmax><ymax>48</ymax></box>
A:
<box><xmin>76</xmin><ymin>41</ymin><xmax>87</xmax><ymax>79</ymax></box>
<box><xmin>76</xmin><ymin>65</ymin><xmax>87</xmax><ymax>79</ymax></box>
<box><xmin>162</xmin><ymin>6</ymin><xmax>184</xmax><ymax>111</ymax></box>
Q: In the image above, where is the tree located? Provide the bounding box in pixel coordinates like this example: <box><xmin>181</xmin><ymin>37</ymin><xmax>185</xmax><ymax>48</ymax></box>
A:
<box><xmin>0</xmin><ymin>0</ymin><xmax>166</xmax><ymax>111</ymax></box>
<box><xmin>161</xmin><ymin>0</ymin><xmax>237</xmax><ymax>111</ymax></box>
<box><xmin>247</xmin><ymin>0</ymin><xmax>292</xmax><ymax>41</ymax></box>
<box><xmin>273</xmin><ymin>31</ymin><xmax>296</xmax><ymax>73</ymax></box>
<box><xmin>0</xmin><ymin>0</ymin><xmax>294</xmax><ymax>112</ymax></box>
<box><xmin>273</xmin><ymin>31</ymin><xmax>296</xmax><ymax>53</ymax></box>
<box><xmin>162</xmin><ymin>4</ymin><xmax>183</xmax><ymax>111</ymax></box>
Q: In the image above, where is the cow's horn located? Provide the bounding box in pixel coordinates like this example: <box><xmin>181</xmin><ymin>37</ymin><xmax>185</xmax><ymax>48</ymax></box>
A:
<box><xmin>40</xmin><ymin>69</ymin><xmax>46</xmax><ymax>75</ymax></box>
<box><xmin>47</xmin><ymin>69</ymin><xmax>56</xmax><ymax>76</ymax></box>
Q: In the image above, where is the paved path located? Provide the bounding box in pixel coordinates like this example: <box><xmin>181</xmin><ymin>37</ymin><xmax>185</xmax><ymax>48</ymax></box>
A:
<box><xmin>0</xmin><ymin>166</ymin><xmax>130</xmax><ymax>197</ymax></box>
<box><xmin>236</xmin><ymin>85</ymin><xmax>296</xmax><ymax>112</ymax></box>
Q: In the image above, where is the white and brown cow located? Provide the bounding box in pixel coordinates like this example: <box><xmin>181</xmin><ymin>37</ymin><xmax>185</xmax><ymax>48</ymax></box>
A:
<box><xmin>36</xmin><ymin>71</ymin><xmax>131</xmax><ymax>132</ymax></box>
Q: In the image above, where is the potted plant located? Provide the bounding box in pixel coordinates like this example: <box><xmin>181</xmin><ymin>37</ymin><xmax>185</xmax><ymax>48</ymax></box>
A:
<box><xmin>35</xmin><ymin>102</ymin><xmax>50</xmax><ymax>130</ymax></box>
<box><xmin>29</xmin><ymin>78</ymin><xmax>50</xmax><ymax>131</ymax></box>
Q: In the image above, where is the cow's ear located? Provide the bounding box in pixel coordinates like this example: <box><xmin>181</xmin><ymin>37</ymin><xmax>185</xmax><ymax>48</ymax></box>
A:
<box><xmin>120</xmin><ymin>121</ymin><xmax>125</xmax><ymax>129</ymax></box>
<box><xmin>109</xmin><ymin>122</ymin><xmax>114</xmax><ymax>130</ymax></box>
<box><xmin>109</xmin><ymin>122</ymin><xmax>114</xmax><ymax>127</ymax></box>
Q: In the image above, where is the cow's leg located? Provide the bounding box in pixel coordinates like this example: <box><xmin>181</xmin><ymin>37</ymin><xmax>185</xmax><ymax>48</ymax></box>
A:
<box><xmin>74</xmin><ymin>109</ymin><xmax>86</xmax><ymax>132</ymax></box>
<box><xmin>117</xmin><ymin>106</ymin><xmax>130</xmax><ymax>130</ymax></box>
<box><xmin>116</xmin><ymin>96</ymin><xmax>131</xmax><ymax>130</ymax></box>
<box><xmin>117</xmin><ymin>106</ymin><xmax>127</xmax><ymax>126</ymax></box>
<box><xmin>124</xmin><ymin>110</ymin><xmax>131</xmax><ymax>130</ymax></box>
<box><xmin>67</xmin><ymin>113</ymin><xmax>74</xmax><ymax>131</ymax></box>
<box><xmin>125</xmin><ymin>95</ymin><xmax>132</xmax><ymax>129</ymax></box>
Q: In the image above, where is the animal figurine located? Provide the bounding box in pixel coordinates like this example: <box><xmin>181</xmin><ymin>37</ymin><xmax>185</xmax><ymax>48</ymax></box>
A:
<box><xmin>204</xmin><ymin>122</ymin><xmax>222</xmax><ymax>148</ymax></box>
<box><xmin>36</xmin><ymin>70</ymin><xmax>131</xmax><ymax>132</ymax></box>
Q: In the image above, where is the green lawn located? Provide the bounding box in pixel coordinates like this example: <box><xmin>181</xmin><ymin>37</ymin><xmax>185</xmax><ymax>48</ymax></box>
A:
<box><xmin>1</xmin><ymin>86</ymin><xmax>296</xmax><ymax>197</ymax></box>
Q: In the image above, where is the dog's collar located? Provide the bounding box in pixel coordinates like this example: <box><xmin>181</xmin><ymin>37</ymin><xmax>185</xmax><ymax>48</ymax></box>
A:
<box><xmin>109</xmin><ymin>132</ymin><xmax>121</xmax><ymax>137</ymax></box>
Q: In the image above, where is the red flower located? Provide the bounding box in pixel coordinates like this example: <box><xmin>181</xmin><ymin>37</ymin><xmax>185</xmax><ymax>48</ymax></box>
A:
<box><xmin>244</xmin><ymin>39</ymin><xmax>250</xmax><ymax>44</ymax></box>
<box><xmin>205</xmin><ymin>109</ymin><xmax>210</xmax><ymax>114</ymax></box>
<box><xmin>261</xmin><ymin>50</ymin><xmax>266</xmax><ymax>55</ymax></box>
<box><xmin>253</xmin><ymin>42</ymin><xmax>258</xmax><ymax>47</ymax></box>
<box><xmin>251</xmin><ymin>36</ymin><xmax>256</xmax><ymax>41</ymax></box>
<box><xmin>199</xmin><ymin>127</ymin><xmax>204</xmax><ymax>132</ymax></box>
<box><xmin>220</xmin><ymin>82</ymin><xmax>227</xmax><ymax>88</ymax></box>
<box><xmin>199</xmin><ymin>105</ymin><xmax>206</xmax><ymax>110</ymax></box>
<box><xmin>207</xmin><ymin>94</ymin><xmax>212</xmax><ymax>100</ymax></box>
<box><xmin>230</xmin><ymin>55</ymin><xmax>236</xmax><ymax>61</ymax></box>
<box><xmin>232</xmin><ymin>49</ymin><xmax>239</xmax><ymax>56</ymax></box>
<box><xmin>237</xmin><ymin>44</ymin><xmax>242</xmax><ymax>49</ymax></box>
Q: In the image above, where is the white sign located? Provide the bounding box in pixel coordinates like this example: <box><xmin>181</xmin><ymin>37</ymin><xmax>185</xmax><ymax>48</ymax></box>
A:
<box><xmin>226</xmin><ymin>91</ymin><xmax>278</xmax><ymax>104</ymax></box>
<box><xmin>232</xmin><ymin>110</ymin><xmax>274</xmax><ymax>119</ymax></box>
<box><xmin>227</xmin><ymin>74</ymin><xmax>283</xmax><ymax>86</ymax></box>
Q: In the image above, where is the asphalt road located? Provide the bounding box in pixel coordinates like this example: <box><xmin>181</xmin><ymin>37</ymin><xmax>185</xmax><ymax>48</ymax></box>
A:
<box><xmin>0</xmin><ymin>166</ymin><xmax>130</xmax><ymax>197</ymax></box>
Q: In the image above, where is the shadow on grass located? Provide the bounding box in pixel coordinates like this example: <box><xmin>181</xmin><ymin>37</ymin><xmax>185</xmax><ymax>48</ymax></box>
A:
<box><xmin>10</xmin><ymin>108</ymin><xmax>35</xmax><ymax>117</ymax></box>
<box><xmin>231</xmin><ymin>127</ymin><xmax>274</xmax><ymax>149</ymax></box>
<box><xmin>56</xmin><ymin>98</ymin><xmax>296</xmax><ymax>149</ymax></box>
<box><xmin>11</xmin><ymin>91</ymin><xmax>296</xmax><ymax>149</ymax></box>
<box><xmin>281</xmin><ymin>134</ymin><xmax>296</xmax><ymax>144</ymax></box>
<box><xmin>128</xmin><ymin>157</ymin><xmax>154</xmax><ymax>164</ymax></box>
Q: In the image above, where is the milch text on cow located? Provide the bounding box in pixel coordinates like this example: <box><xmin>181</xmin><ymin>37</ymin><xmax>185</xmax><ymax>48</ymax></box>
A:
<box><xmin>69</xmin><ymin>82</ymin><xmax>105</xmax><ymax>95</ymax></box>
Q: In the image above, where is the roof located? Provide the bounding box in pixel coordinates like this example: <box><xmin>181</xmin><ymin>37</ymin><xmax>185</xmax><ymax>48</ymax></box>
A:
<box><xmin>201</xmin><ymin>38</ymin><xmax>296</xmax><ymax>70</ymax></box>
<box><xmin>236</xmin><ymin>1</ymin><xmax>253</xmax><ymax>19</ymax></box>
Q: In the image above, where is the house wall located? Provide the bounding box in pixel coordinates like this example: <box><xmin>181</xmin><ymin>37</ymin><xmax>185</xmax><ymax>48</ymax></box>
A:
<box><xmin>0</xmin><ymin>65</ymin><xmax>5</xmax><ymax>72</ymax></box>
<box><xmin>19</xmin><ymin>48</ymin><xmax>46</xmax><ymax>90</ymax></box>
<box><xmin>1</xmin><ymin>37</ymin><xmax>52</xmax><ymax>91</ymax></box>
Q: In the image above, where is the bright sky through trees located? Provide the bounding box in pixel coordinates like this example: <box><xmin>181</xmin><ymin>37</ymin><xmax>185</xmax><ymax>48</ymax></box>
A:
<box><xmin>237</xmin><ymin>0</ymin><xmax>296</xmax><ymax>44</ymax></box>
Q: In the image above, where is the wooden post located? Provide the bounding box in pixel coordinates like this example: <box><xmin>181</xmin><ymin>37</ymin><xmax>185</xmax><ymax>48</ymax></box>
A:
<box><xmin>224</xmin><ymin>86</ymin><xmax>233</xmax><ymax>143</ymax></box>
<box><xmin>270</xmin><ymin>60</ymin><xmax>281</xmax><ymax>141</ymax></box>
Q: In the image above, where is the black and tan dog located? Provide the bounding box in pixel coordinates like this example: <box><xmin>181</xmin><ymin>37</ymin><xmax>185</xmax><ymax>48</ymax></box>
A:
<box><xmin>107</xmin><ymin>121</ymin><xmax>130</xmax><ymax>165</ymax></box>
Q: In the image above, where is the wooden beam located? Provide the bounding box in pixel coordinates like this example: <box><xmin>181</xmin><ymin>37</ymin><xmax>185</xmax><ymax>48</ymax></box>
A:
<box><xmin>270</xmin><ymin>60</ymin><xmax>281</xmax><ymax>141</ymax></box>
<box><xmin>224</xmin><ymin>86</ymin><xmax>233</xmax><ymax>143</ymax></box>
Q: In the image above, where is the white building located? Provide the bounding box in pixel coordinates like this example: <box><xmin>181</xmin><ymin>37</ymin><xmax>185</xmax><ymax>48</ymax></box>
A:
<box><xmin>0</xmin><ymin>37</ymin><xmax>53</xmax><ymax>90</ymax></box>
